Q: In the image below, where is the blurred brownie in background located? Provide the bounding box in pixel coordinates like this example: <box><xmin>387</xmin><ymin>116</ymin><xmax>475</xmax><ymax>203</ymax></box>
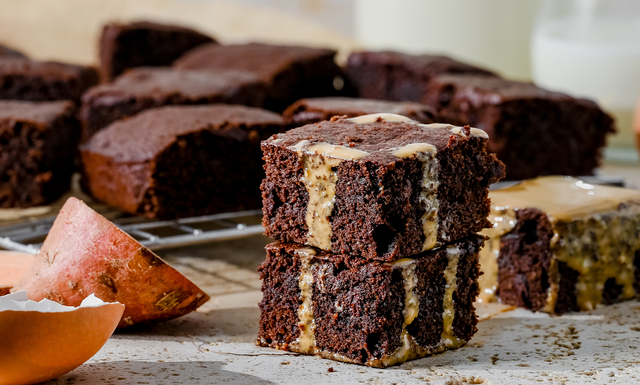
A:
<box><xmin>423</xmin><ymin>74</ymin><xmax>614</xmax><ymax>180</ymax></box>
<box><xmin>0</xmin><ymin>44</ymin><xmax>28</xmax><ymax>59</ymax></box>
<box><xmin>80</xmin><ymin>67</ymin><xmax>268</xmax><ymax>141</ymax></box>
<box><xmin>0</xmin><ymin>100</ymin><xmax>79</xmax><ymax>207</ymax></box>
<box><xmin>174</xmin><ymin>43</ymin><xmax>345</xmax><ymax>111</ymax></box>
<box><xmin>344</xmin><ymin>51</ymin><xmax>496</xmax><ymax>102</ymax></box>
<box><xmin>99</xmin><ymin>21</ymin><xmax>215</xmax><ymax>81</ymax></box>
<box><xmin>283</xmin><ymin>97</ymin><xmax>438</xmax><ymax>127</ymax></box>
<box><xmin>0</xmin><ymin>59</ymin><xmax>98</xmax><ymax>102</ymax></box>
<box><xmin>80</xmin><ymin>104</ymin><xmax>285</xmax><ymax>219</ymax></box>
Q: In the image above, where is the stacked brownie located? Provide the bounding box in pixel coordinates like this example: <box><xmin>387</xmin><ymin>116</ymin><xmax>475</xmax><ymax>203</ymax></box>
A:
<box><xmin>257</xmin><ymin>114</ymin><xmax>505</xmax><ymax>367</ymax></box>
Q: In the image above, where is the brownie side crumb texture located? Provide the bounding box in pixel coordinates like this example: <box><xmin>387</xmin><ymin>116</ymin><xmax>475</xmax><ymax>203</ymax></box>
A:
<box><xmin>257</xmin><ymin>236</ymin><xmax>482</xmax><ymax>367</ymax></box>
<box><xmin>496</xmin><ymin>208</ymin><xmax>556</xmax><ymax>312</ymax></box>
<box><xmin>173</xmin><ymin>43</ymin><xmax>345</xmax><ymax>111</ymax></box>
<box><xmin>424</xmin><ymin>74</ymin><xmax>614</xmax><ymax>180</ymax></box>
<box><xmin>0</xmin><ymin>100</ymin><xmax>79</xmax><ymax>208</ymax></box>
<box><xmin>0</xmin><ymin>58</ymin><xmax>98</xmax><ymax>102</ymax></box>
<box><xmin>80</xmin><ymin>104</ymin><xmax>285</xmax><ymax>219</ymax></box>
<box><xmin>261</xmin><ymin>118</ymin><xmax>504</xmax><ymax>261</ymax></box>
<box><xmin>79</xmin><ymin>68</ymin><xmax>268</xmax><ymax>141</ymax></box>
<box><xmin>283</xmin><ymin>97</ymin><xmax>438</xmax><ymax>127</ymax></box>
<box><xmin>344</xmin><ymin>51</ymin><xmax>497</xmax><ymax>102</ymax></box>
<box><xmin>99</xmin><ymin>21</ymin><xmax>215</xmax><ymax>81</ymax></box>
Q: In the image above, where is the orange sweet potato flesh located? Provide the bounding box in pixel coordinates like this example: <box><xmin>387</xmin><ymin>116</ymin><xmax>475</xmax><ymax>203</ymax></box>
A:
<box><xmin>12</xmin><ymin>197</ymin><xmax>209</xmax><ymax>328</ymax></box>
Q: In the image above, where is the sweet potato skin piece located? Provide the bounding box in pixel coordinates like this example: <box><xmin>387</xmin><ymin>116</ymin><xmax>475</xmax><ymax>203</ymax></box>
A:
<box><xmin>12</xmin><ymin>197</ymin><xmax>209</xmax><ymax>328</ymax></box>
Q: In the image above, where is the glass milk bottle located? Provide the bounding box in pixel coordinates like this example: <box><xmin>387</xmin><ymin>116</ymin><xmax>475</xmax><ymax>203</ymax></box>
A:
<box><xmin>532</xmin><ymin>0</ymin><xmax>640</xmax><ymax>162</ymax></box>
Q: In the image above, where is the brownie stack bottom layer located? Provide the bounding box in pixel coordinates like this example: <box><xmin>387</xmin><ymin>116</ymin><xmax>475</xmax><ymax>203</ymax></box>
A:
<box><xmin>257</xmin><ymin>236</ymin><xmax>483</xmax><ymax>368</ymax></box>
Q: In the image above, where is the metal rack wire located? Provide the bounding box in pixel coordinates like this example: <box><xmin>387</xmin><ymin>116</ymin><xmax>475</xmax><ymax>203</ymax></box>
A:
<box><xmin>0</xmin><ymin>209</ymin><xmax>264</xmax><ymax>255</ymax></box>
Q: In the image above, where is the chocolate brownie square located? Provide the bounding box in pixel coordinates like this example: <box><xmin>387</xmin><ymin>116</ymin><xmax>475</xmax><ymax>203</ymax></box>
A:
<box><xmin>257</xmin><ymin>236</ymin><xmax>482</xmax><ymax>367</ymax></box>
<box><xmin>173</xmin><ymin>43</ymin><xmax>344</xmax><ymax>111</ymax></box>
<box><xmin>99</xmin><ymin>21</ymin><xmax>215</xmax><ymax>81</ymax></box>
<box><xmin>424</xmin><ymin>75</ymin><xmax>614</xmax><ymax>180</ymax></box>
<box><xmin>0</xmin><ymin>100</ymin><xmax>79</xmax><ymax>207</ymax></box>
<box><xmin>344</xmin><ymin>51</ymin><xmax>496</xmax><ymax>102</ymax></box>
<box><xmin>480</xmin><ymin>176</ymin><xmax>640</xmax><ymax>314</ymax></box>
<box><xmin>79</xmin><ymin>67</ymin><xmax>268</xmax><ymax>140</ymax></box>
<box><xmin>283</xmin><ymin>97</ymin><xmax>438</xmax><ymax>127</ymax></box>
<box><xmin>261</xmin><ymin>113</ymin><xmax>504</xmax><ymax>261</ymax></box>
<box><xmin>80</xmin><ymin>104</ymin><xmax>285</xmax><ymax>219</ymax></box>
<box><xmin>0</xmin><ymin>58</ymin><xmax>98</xmax><ymax>102</ymax></box>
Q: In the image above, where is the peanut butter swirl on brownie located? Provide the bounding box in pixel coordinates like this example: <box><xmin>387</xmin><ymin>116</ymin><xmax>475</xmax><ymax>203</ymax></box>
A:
<box><xmin>480</xmin><ymin>176</ymin><xmax>640</xmax><ymax>313</ymax></box>
<box><xmin>261</xmin><ymin>113</ymin><xmax>504</xmax><ymax>261</ymax></box>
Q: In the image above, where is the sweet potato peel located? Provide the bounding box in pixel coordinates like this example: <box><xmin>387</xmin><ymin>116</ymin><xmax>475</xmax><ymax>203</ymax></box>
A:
<box><xmin>12</xmin><ymin>197</ymin><xmax>210</xmax><ymax>328</ymax></box>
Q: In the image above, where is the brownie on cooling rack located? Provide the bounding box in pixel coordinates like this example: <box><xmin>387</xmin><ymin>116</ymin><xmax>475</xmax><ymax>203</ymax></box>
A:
<box><xmin>99</xmin><ymin>21</ymin><xmax>215</xmax><ymax>81</ymax></box>
<box><xmin>79</xmin><ymin>67</ymin><xmax>268</xmax><ymax>140</ymax></box>
<box><xmin>80</xmin><ymin>104</ymin><xmax>285</xmax><ymax>219</ymax></box>
<box><xmin>257</xmin><ymin>236</ymin><xmax>482</xmax><ymax>367</ymax></box>
<box><xmin>283</xmin><ymin>97</ymin><xmax>438</xmax><ymax>127</ymax></box>
<box><xmin>174</xmin><ymin>43</ymin><xmax>345</xmax><ymax>111</ymax></box>
<box><xmin>261</xmin><ymin>114</ymin><xmax>504</xmax><ymax>261</ymax></box>
<box><xmin>0</xmin><ymin>100</ymin><xmax>79</xmax><ymax>208</ymax></box>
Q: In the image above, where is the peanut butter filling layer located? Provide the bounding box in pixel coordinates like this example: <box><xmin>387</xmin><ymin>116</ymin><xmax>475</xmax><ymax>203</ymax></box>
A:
<box><xmin>481</xmin><ymin>176</ymin><xmax>640</xmax><ymax>311</ymax></box>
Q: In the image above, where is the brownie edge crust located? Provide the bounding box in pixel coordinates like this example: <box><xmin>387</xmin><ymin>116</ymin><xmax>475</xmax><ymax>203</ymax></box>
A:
<box><xmin>257</xmin><ymin>236</ymin><xmax>482</xmax><ymax>367</ymax></box>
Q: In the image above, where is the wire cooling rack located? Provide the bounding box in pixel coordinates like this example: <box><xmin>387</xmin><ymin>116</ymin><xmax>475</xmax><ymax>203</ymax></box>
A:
<box><xmin>0</xmin><ymin>209</ymin><xmax>264</xmax><ymax>255</ymax></box>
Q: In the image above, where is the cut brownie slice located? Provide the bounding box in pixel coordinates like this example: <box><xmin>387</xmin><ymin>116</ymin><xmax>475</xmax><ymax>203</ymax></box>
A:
<box><xmin>79</xmin><ymin>67</ymin><xmax>268</xmax><ymax>140</ymax></box>
<box><xmin>0</xmin><ymin>58</ymin><xmax>98</xmax><ymax>102</ymax></box>
<box><xmin>0</xmin><ymin>44</ymin><xmax>27</xmax><ymax>59</ymax></box>
<box><xmin>257</xmin><ymin>236</ymin><xmax>482</xmax><ymax>367</ymax></box>
<box><xmin>344</xmin><ymin>51</ymin><xmax>496</xmax><ymax>102</ymax></box>
<box><xmin>481</xmin><ymin>176</ymin><xmax>640</xmax><ymax>313</ymax></box>
<box><xmin>261</xmin><ymin>113</ymin><xmax>505</xmax><ymax>261</ymax></box>
<box><xmin>283</xmin><ymin>97</ymin><xmax>438</xmax><ymax>127</ymax></box>
<box><xmin>0</xmin><ymin>100</ymin><xmax>79</xmax><ymax>207</ymax></box>
<box><xmin>80</xmin><ymin>104</ymin><xmax>285</xmax><ymax>219</ymax></box>
<box><xmin>424</xmin><ymin>74</ymin><xmax>614</xmax><ymax>180</ymax></box>
<box><xmin>99</xmin><ymin>20</ymin><xmax>215</xmax><ymax>81</ymax></box>
<box><xmin>173</xmin><ymin>43</ymin><xmax>344</xmax><ymax>111</ymax></box>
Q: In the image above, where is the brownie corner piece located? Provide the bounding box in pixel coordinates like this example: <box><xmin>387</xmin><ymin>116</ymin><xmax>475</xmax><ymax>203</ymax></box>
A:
<box><xmin>257</xmin><ymin>235</ymin><xmax>483</xmax><ymax>367</ymax></box>
<box><xmin>261</xmin><ymin>114</ymin><xmax>504</xmax><ymax>261</ymax></box>
<box><xmin>99</xmin><ymin>20</ymin><xmax>215</xmax><ymax>81</ymax></box>
<box><xmin>0</xmin><ymin>100</ymin><xmax>79</xmax><ymax>207</ymax></box>
<box><xmin>80</xmin><ymin>104</ymin><xmax>285</xmax><ymax>219</ymax></box>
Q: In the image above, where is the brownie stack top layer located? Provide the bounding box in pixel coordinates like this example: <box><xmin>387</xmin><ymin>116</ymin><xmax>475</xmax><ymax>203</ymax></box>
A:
<box><xmin>100</xmin><ymin>20</ymin><xmax>216</xmax><ymax>80</ymax></box>
<box><xmin>0</xmin><ymin>100</ymin><xmax>73</xmax><ymax>122</ymax></box>
<box><xmin>83</xmin><ymin>67</ymin><xmax>264</xmax><ymax>100</ymax></box>
<box><xmin>263</xmin><ymin>113</ymin><xmax>499</xmax><ymax>258</ymax></box>
<box><xmin>174</xmin><ymin>43</ymin><xmax>336</xmax><ymax>82</ymax></box>
<box><xmin>283</xmin><ymin>97</ymin><xmax>437</xmax><ymax>125</ymax></box>
<box><xmin>82</xmin><ymin>104</ymin><xmax>284</xmax><ymax>162</ymax></box>
<box><xmin>481</xmin><ymin>176</ymin><xmax>640</xmax><ymax>311</ymax></box>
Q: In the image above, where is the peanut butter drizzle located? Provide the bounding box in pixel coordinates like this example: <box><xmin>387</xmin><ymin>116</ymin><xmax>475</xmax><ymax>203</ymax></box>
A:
<box><xmin>449</xmin><ymin>126</ymin><xmax>489</xmax><ymax>138</ymax></box>
<box><xmin>483</xmin><ymin>176</ymin><xmax>640</xmax><ymax>311</ymax></box>
<box><xmin>290</xmin><ymin>141</ymin><xmax>369</xmax><ymax>251</ymax></box>
<box><xmin>391</xmin><ymin>143</ymin><xmax>440</xmax><ymax>251</ymax></box>
<box><xmin>441</xmin><ymin>246</ymin><xmax>464</xmax><ymax>347</ymax></box>
<box><xmin>295</xmin><ymin>248</ymin><xmax>317</xmax><ymax>353</ymax></box>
